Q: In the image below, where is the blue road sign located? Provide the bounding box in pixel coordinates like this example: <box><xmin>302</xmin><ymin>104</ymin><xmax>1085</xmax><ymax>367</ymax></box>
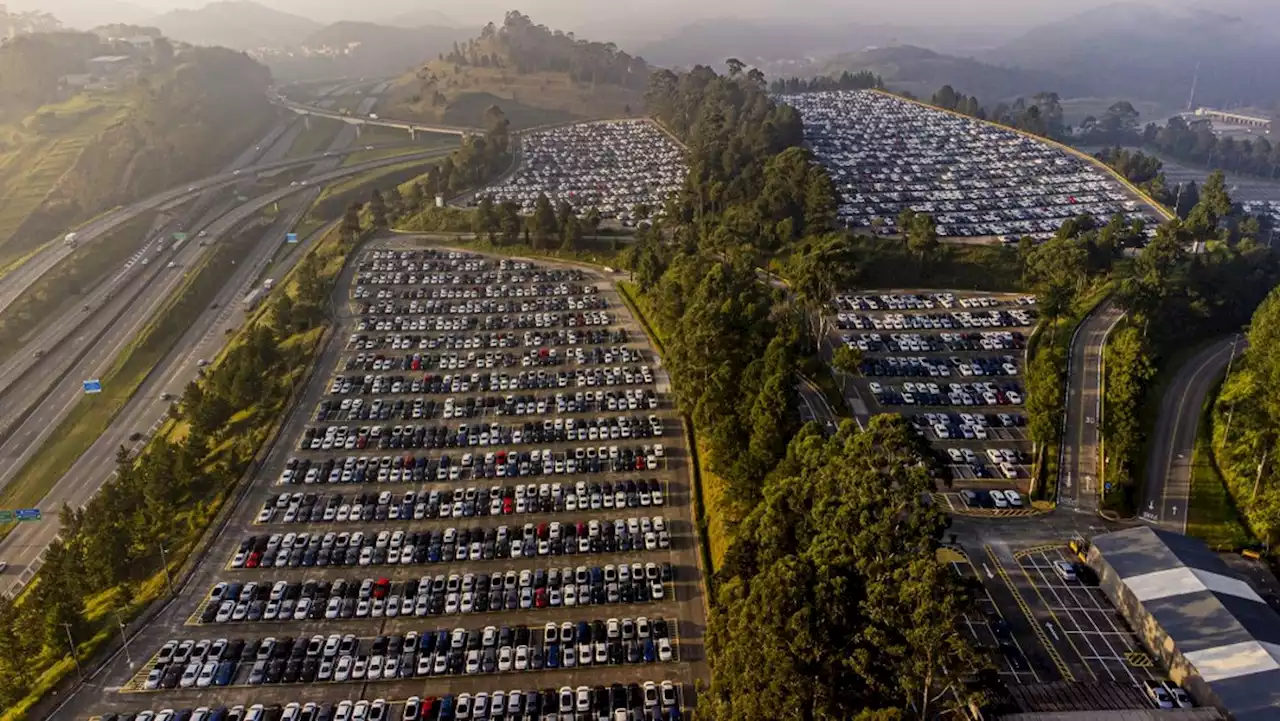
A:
<box><xmin>83</xmin><ymin>379</ymin><xmax>102</xmax><ymax>394</ymax></box>
<box><xmin>286</xmin><ymin>232</ymin><xmax>299</xmax><ymax>244</ymax></box>
<box><xmin>15</xmin><ymin>508</ymin><xmax>41</xmax><ymax>521</ymax></box>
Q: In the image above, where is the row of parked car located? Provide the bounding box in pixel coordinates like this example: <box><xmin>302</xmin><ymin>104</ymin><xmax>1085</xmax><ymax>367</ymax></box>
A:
<box><xmin>347</xmin><ymin>329</ymin><xmax>630</xmax><ymax>352</ymax></box>
<box><xmin>870</xmin><ymin>380</ymin><xmax>1024</xmax><ymax>407</ymax></box>
<box><xmin>259</xmin><ymin>480</ymin><xmax>665</xmax><ymax>524</ymax></box>
<box><xmin>359</xmin><ymin>297</ymin><xmax>610</xmax><ymax>318</ymax></box>
<box><xmin>329</xmin><ymin>367</ymin><xmax>656</xmax><ymax>397</ymax></box>
<box><xmin>358</xmin><ymin>311</ymin><xmax>615</xmax><ymax>334</ymax></box>
<box><xmin>835</xmin><ymin>293</ymin><xmax>1036</xmax><ymax>312</ymax></box>
<box><xmin>301</xmin><ymin>415</ymin><xmax>663</xmax><ymax>452</ymax></box>
<box><xmin>844</xmin><ymin>330</ymin><xmax>1027</xmax><ymax>354</ymax></box>
<box><xmin>354</xmin><ymin>283</ymin><xmax>595</xmax><ymax>301</ymax></box>
<box><xmin>201</xmin><ymin>560</ymin><xmax>673</xmax><ymax>625</ymax></box>
<box><xmin>315</xmin><ymin>389</ymin><xmax>660</xmax><ymax>424</ymax></box>
<box><xmin>114</xmin><ymin>680</ymin><xmax>681</xmax><ymax>721</ymax></box>
<box><xmin>232</xmin><ymin>515</ymin><xmax>673</xmax><ymax>569</ymax></box>
<box><xmin>835</xmin><ymin>309</ymin><xmax>1034</xmax><ymax>331</ymax></box>
<box><xmin>860</xmin><ymin>355</ymin><xmax>1020</xmax><ymax>379</ymax></box>
<box><xmin>150</xmin><ymin>615</ymin><xmax>675</xmax><ymax>690</ymax></box>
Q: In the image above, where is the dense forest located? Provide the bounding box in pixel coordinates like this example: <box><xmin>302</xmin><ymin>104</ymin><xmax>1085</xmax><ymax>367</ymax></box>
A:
<box><xmin>927</xmin><ymin>85</ymin><xmax>1067</xmax><ymax>140</ymax></box>
<box><xmin>441</xmin><ymin>11</ymin><xmax>649</xmax><ymax>90</ymax></box>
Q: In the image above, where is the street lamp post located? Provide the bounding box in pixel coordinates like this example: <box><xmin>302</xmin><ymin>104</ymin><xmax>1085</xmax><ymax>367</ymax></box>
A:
<box><xmin>158</xmin><ymin>544</ymin><xmax>175</xmax><ymax>597</ymax></box>
<box><xmin>63</xmin><ymin>622</ymin><xmax>83</xmax><ymax>681</ymax></box>
<box><xmin>117</xmin><ymin>612</ymin><xmax>135</xmax><ymax>669</ymax></box>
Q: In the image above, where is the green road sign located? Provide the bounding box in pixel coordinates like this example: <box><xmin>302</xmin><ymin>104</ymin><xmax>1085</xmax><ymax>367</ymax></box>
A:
<box><xmin>173</xmin><ymin>232</ymin><xmax>188</xmax><ymax>242</ymax></box>
<box><xmin>0</xmin><ymin>510</ymin><xmax>13</xmax><ymax>523</ymax></box>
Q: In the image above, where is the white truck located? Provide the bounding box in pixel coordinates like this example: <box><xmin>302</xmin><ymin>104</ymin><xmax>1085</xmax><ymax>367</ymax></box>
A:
<box><xmin>64</xmin><ymin>232</ymin><xmax>78</xmax><ymax>246</ymax></box>
<box><xmin>263</xmin><ymin>278</ymin><xmax>275</xmax><ymax>291</ymax></box>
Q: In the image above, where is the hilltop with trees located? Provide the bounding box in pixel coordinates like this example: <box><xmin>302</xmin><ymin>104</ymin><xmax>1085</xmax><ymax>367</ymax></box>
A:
<box><xmin>0</xmin><ymin>30</ymin><xmax>275</xmax><ymax>266</ymax></box>
<box><xmin>383</xmin><ymin>11</ymin><xmax>648</xmax><ymax>129</ymax></box>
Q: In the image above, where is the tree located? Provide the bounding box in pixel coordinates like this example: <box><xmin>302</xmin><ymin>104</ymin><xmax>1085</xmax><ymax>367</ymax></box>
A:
<box><xmin>706</xmin><ymin>418</ymin><xmax>987</xmax><ymax>720</ymax></box>
<box><xmin>499</xmin><ymin>201</ymin><xmax>522</xmax><ymax>244</ymax></box>
<box><xmin>341</xmin><ymin>202</ymin><xmax>362</xmax><ymax>241</ymax></box>
<box><xmin>582</xmin><ymin>207</ymin><xmax>601</xmax><ymax>238</ymax></box>
<box><xmin>369</xmin><ymin>189</ymin><xmax>388</xmax><ymax>229</ymax></box>
<box><xmin>561</xmin><ymin>213</ymin><xmax>583</xmax><ymax>251</ymax></box>
<box><xmin>832</xmin><ymin>344</ymin><xmax>863</xmax><ymax>375</ymax></box>
<box><xmin>474</xmin><ymin>196</ymin><xmax>498</xmax><ymax>240</ymax></box>
<box><xmin>725</xmin><ymin>58</ymin><xmax>745</xmax><ymax>76</ymax></box>
<box><xmin>899</xmin><ymin>209</ymin><xmax>939</xmax><ymax>265</ymax></box>
<box><xmin>529</xmin><ymin>193</ymin><xmax>558</xmax><ymax>248</ymax></box>
<box><xmin>1022</xmin><ymin>236</ymin><xmax>1087</xmax><ymax>339</ymax></box>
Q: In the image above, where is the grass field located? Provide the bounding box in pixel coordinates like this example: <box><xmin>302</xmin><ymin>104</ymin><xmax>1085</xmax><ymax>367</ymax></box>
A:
<box><xmin>0</xmin><ymin>211</ymin><xmax>159</xmax><ymax>364</ymax></box>
<box><xmin>835</xmin><ymin>236</ymin><xmax>1023</xmax><ymax>291</ymax></box>
<box><xmin>385</xmin><ymin>62</ymin><xmax>643</xmax><ymax>130</ymax></box>
<box><xmin>0</xmin><ymin>226</ymin><xmax>258</xmax><ymax>512</ymax></box>
<box><xmin>1187</xmin><ymin>375</ymin><xmax>1254</xmax><ymax>549</ymax></box>
<box><xmin>0</xmin><ymin>95</ymin><xmax>133</xmax><ymax>264</ymax></box>
<box><xmin>317</xmin><ymin>155</ymin><xmax>450</xmax><ymax>204</ymax></box>
<box><xmin>342</xmin><ymin>134</ymin><xmax>459</xmax><ymax>167</ymax></box>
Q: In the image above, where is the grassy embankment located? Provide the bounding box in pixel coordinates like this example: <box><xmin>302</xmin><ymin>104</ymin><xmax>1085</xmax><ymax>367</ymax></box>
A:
<box><xmin>615</xmin><ymin>280</ymin><xmax>726</xmax><ymax>579</ymax></box>
<box><xmin>0</xmin><ymin>223</ymin><xmax>261</xmax><ymax>513</ymax></box>
<box><xmin>1186</xmin><ymin>375</ymin><xmax>1253</xmax><ymax>549</ymax></box>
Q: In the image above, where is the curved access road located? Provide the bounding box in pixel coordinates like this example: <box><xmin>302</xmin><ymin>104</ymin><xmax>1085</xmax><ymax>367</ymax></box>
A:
<box><xmin>1141</xmin><ymin>336</ymin><xmax>1242</xmax><ymax>530</ymax></box>
<box><xmin>1058</xmin><ymin>301</ymin><xmax>1125</xmax><ymax>513</ymax></box>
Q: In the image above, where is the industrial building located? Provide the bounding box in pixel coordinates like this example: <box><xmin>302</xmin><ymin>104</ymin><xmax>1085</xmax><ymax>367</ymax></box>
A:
<box><xmin>1087</xmin><ymin>527</ymin><xmax>1280</xmax><ymax>721</ymax></box>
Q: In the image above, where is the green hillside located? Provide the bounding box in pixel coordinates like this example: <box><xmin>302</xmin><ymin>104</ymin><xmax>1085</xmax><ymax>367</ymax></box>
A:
<box><xmin>383</xmin><ymin>11</ymin><xmax>647</xmax><ymax>129</ymax></box>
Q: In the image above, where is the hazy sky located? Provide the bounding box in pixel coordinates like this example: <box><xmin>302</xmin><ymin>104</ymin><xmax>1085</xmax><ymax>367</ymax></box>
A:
<box><xmin>16</xmin><ymin>0</ymin><xmax>1280</xmax><ymax>35</ymax></box>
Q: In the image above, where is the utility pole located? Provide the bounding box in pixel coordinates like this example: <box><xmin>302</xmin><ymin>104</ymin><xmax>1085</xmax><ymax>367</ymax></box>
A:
<box><xmin>63</xmin><ymin>623</ymin><xmax>83</xmax><ymax>680</ymax></box>
<box><xmin>1186</xmin><ymin>61</ymin><xmax>1200</xmax><ymax>112</ymax></box>
<box><xmin>1222</xmin><ymin>334</ymin><xmax>1244</xmax><ymax>443</ymax></box>
<box><xmin>158</xmin><ymin>543</ymin><xmax>175</xmax><ymax>597</ymax></box>
<box><xmin>117</xmin><ymin>612</ymin><xmax>135</xmax><ymax>669</ymax></box>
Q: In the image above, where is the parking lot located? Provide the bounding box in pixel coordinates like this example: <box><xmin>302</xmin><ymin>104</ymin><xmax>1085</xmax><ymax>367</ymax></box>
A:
<box><xmin>90</xmin><ymin>245</ymin><xmax>702</xmax><ymax>721</ymax></box>
<box><xmin>478</xmin><ymin>120</ymin><xmax>686</xmax><ymax>226</ymax></box>
<box><xmin>832</xmin><ymin>291</ymin><xmax>1036</xmax><ymax>501</ymax></box>
<box><xmin>788</xmin><ymin>90</ymin><xmax>1160</xmax><ymax>240</ymax></box>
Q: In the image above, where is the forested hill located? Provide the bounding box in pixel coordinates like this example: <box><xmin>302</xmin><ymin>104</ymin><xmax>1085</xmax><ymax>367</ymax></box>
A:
<box><xmin>383</xmin><ymin>11</ymin><xmax>647</xmax><ymax>129</ymax></box>
<box><xmin>0</xmin><ymin>37</ymin><xmax>276</xmax><ymax>265</ymax></box>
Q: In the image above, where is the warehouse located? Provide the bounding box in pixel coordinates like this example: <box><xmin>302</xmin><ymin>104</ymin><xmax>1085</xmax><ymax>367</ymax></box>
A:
<box><xmin>1087</xmin><ymin>527</ymin><xmax>1280</xmax><ymax>721</ymax></box>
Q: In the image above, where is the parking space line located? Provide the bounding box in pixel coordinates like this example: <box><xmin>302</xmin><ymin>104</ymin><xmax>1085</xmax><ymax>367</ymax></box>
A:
<box><xmin>1018</xmin><ymin>550</ymin><xmax>1108</xmax><ymax>683</ymax></box>
<box><xmin>947</xmin><ymin>548</ymin><xmax>1041</xmax><ymax>684</ymax></box>
<box><xmin>983</xmin><ymin>546</ymin><xmax>1074</xmax><ymax>682</ymax></box>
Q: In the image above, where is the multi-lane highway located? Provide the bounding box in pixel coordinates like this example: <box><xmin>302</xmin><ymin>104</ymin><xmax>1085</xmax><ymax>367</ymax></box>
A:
<box><xmin>0</xmin><ymin>137</ymin><xmax>426</xmax><ymax>318</ymax></box>
<box><xmin>0</xmin><ymin>87</ymin><xmax>448</xmax><ymax>592</ymax></box>
<box><xmin>1140</xmin><ymin>336</ymin><xmax>1243</xmax><ymax>529</ymax></box>
<box><xmin>1058</xmin><ymin>301</ymin><xmax>1125</xmax><ymax>513</ymax></box>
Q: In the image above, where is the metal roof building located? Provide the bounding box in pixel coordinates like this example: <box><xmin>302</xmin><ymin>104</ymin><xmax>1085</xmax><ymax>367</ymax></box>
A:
<box><xmin>1086</xmin><ymin>527</ymin><xmax>1280</xmax><ymax>721</ymax></box>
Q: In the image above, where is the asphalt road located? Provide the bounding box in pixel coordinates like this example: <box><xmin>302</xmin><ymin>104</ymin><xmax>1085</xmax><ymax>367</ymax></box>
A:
<box><xmin>1140</xmin><ymin>336</ymin><xmax>1242</xmax><ymax>529</ymax></box>
<box><xmin>0</xmin><ymin>115</ymin><xmax>443</xmax><ymax>591</ymax></box>
<box><xmin>0</xmin><ymin>148</ymin><xmax>451</xmax><ymax>496</ymax></box>
<box><xmin>1058</xmin><ymin>302</ymin><xmax>1124</xmax><ymax>513</ymax></box>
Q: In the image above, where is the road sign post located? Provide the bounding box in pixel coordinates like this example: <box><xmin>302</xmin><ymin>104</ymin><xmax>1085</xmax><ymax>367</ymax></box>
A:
<box><xmin>0</xmin><ymin>511</ymin><xmax>13</xmax><ymax>523</ymax></box>
<box><xmin>83</xmin><ymin>379</ymin><xmax>102</xmax><ymax>394</ymax></box>
<box><xmin>15</xmin><ymin>509</ymin><xmax>41</xmax><ymax>522</ymax></box>
<box><xmin>286</xmin><ymin>232</ymin><xmax>299</xmax><ymax>244</ymax></box>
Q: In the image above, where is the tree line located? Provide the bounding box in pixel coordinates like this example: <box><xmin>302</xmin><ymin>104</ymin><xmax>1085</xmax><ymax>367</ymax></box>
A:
<box><xmin>0</xmin><ymin>225</ymin><xmax>354</xmax><ymax>707</ymax></box>
<box><xmin>1213</xmin><ymin>287</ymin><xmax>1280</xmax><ymax>546</ymax></box>
<box><xmin>926</xmin><ymin>86</ymin><xmax>1066</xmax><ymax>140</ymax></box>
<box><xmin>768</xmin><ymin>70</ymin><xmax>883</xmax><ymax>95</ymax></box>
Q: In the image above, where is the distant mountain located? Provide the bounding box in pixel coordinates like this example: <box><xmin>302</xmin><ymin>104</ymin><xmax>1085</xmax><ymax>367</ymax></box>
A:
<box><xmin>634</xmin><ymin>17</ymin><xmax>1010</xmax><ymax>72</ymax></box>
<box><xmin>984</xmin><ymin>2</ymin><xmax>1280</xmax><ymax>107</ymax></box>
<box><xmin>257</xmin><ymin>0</ymin><xmax>457</xmax><ymax>26</ymax></box>
<box><xmin>263</xmin><ymin>20</ymin><xmax>468</xmax><ymax>80</ymax></box>
<box><xmin>150</xmin><ymin>1</ymin><xmax>321</xmax><ymax>51</ymax></box>
<box><xmin>817</xmin><ymin>45</ymin><xmax>1076</xmax><ymax>104</ymax></box>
